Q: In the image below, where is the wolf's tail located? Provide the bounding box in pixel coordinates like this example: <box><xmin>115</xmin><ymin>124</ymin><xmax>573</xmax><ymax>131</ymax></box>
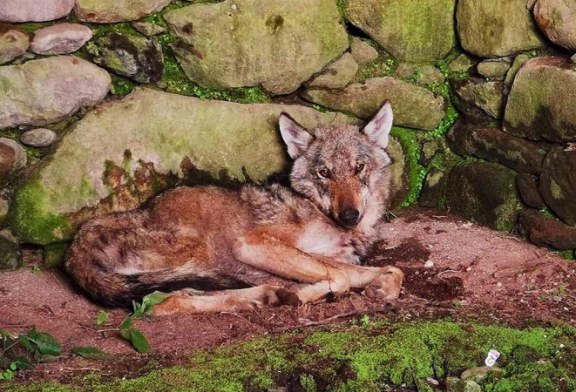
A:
<box><xmin>65</xmin><ymin>210</ymin><xmax>249</xmax><ymax>307</ymax></box>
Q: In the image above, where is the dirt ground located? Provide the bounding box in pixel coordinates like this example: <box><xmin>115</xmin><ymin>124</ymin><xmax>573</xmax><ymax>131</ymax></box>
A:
<box><xmin>1</xmin><ymin>207</ymin><xmax>575</xmax><ymax>384</ymax></box>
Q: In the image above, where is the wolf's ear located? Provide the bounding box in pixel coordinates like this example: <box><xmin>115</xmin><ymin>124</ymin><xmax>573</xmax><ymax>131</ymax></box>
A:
<box><xmin>362</xmin><ymin>101</ymin><xmax>393</xmax><ymax>149</ymax></box>
<box><xmin>279</xmin><ymin>112</ymin><xmax>314</xmax><ymax>159</ymax></box>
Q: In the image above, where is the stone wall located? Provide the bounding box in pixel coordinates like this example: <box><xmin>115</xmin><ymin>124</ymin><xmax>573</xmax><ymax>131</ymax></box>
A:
<box><xmin>0</xmin><ymin>0</ymin><xmax>575</xmax><ymax>266</ymax></box>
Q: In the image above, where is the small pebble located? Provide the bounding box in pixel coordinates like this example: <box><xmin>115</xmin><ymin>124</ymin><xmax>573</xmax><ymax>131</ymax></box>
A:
<box><xmin>20</xmin><ymin>128</ymin><xmax>57</xmax><ymax>147</ymax></box>
<box><xmin>424</xmin><ymin>260</ymin><xmax>435</xmax><ymax>268</ymax></box>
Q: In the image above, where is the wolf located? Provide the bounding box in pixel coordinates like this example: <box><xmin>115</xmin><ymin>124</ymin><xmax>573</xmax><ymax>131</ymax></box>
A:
<box><xmin>65</xmin><ymin>102</ymin><xmax>404</xmax><ymax>315</ymax></box>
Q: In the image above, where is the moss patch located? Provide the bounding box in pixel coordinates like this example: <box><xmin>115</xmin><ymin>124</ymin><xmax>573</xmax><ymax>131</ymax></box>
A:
<box><xmin>4</xmin><ymin>321</ymin><xmax>575</xmax><ymax>391</ymax></box>
<box><xmin>8</xmin><ymin>179</ymin><xmax>71</xmax><ymax>245</ymax></box>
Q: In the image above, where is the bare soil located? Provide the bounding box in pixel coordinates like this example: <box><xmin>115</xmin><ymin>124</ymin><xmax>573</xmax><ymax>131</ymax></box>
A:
<box><xmin>1</xmin><ymin>207</ymin><xmax>575</xmax><ymax>384</ymax></box>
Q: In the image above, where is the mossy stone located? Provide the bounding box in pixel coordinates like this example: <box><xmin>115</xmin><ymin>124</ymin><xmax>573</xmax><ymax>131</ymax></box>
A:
<box><xmin>9</xmin><ymin>88</ymin><xmax>359</xmax><ymax>245</ymax></box>
<box><xmin>87</xmin><ymin>32</ymin><xmax>164</xmax><ymax>84</ymax></box>
<box><xmin>539</xmin><ymin>146</ymin><xmax>576</xmax><ymax>225</ymax></box>
<box><xmin>0</xmin><ymin>233</ymin><xmax>21</xmax><ymax>271</ymax></box>
<box><xmin>307</xmin><ymin>52</ymin><xmax>358</xmax><ymax>89</ymax></box>
<box><xmin>446</xmin><ymin>162</ymin><xmax>522</xmax><ymax>231</ymax></box>
<box><xmin>452</xmin><ymin>78</ymin><xmax>506</xmax><ymax>120</ymax></box>
<box><xmin>519</xmin><ymin>209</ymin><xmax>576</xmax><ymax>249</ymax></box>
<box><xmin>302</xmin><ymin>77</ymin><xmax>445</xmax><ymax>131</ymax></box>
<box><xmin>345</xmin><ymin>0</ymin><xmax>456</xmax><ymax>62</ymax></box>
<box><xmin>456</xmin><ymin>0</ymin><xmax>545</xmax><ymax>57</ymax></box>
<box><xmin>504</xmin><ymin>56</ymin><xmax>576</xmax><ymax>142</ymax></box>
<box><xmin>477</xmin><ymin>60</ymin><xmax>512</xmax><ymax>79</ymax></box>
<box><xmin>164</xmin><ymin>0</ymin><xmax>348</xmax><ymax>95</ymax></box>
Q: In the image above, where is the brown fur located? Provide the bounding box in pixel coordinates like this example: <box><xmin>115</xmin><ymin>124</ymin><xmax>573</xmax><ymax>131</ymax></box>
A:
<box><xmin>66</xmin><ymin>102</ymin><xmax>403</xmax><ymax>315</ymax></box>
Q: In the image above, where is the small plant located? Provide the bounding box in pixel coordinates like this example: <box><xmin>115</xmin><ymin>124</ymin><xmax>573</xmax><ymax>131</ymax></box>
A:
<box><xmin>96</xmin><ymin>310</ymin><xmax>110</xmax><ymax>325</ymax></box>
<box><xmin>0</xmin><ymin>328</ymin><xmax>61</xmax><ymax>380</ymax></box>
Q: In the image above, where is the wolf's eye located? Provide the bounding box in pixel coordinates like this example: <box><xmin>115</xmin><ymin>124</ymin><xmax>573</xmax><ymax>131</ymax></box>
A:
<box><xmin>318</xmin><ymin>167</ymin><xmax>331</xmax><ymax>178</ymax></box>
<box><xmin>355</xmin><ymin>163</ymin><xmax>365</xmax><ymax>174</ymax></box>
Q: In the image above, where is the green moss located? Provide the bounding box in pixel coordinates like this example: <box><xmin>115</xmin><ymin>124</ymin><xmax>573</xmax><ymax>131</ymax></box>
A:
<box><xmin>42</xmin><ymin>243</ymin><xmax>69</xmax><ymax>268</ymax></box>
<box><xmin>110</xmin><ymin>74</ymin><xmax>137</xmax><ymax>96</ymax></box>
<box><xmin>5</xmin><ymin>321</ymin><xmax>574</xmax><ymax>391</ymax></box>
<box><xmin>390</xmin><ymin>127</ymin><xmax>426</xmax><ymax>208</ymax></box>
<box><xmin>357</xmin><ymin>54</ymin><xmax>397</xmax><ymax>82</ymax></box>
<box><xmin>7</xmin><ymin>179</ymin><xmax>71</xmax><ymax>245</ymax></box>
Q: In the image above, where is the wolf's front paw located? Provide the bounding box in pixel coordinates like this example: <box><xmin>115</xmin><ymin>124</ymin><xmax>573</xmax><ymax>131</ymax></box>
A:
<box><xmin>364</xmin><ymin>266</ymin><xmax>404</xmax><ymax>300</ymax></box>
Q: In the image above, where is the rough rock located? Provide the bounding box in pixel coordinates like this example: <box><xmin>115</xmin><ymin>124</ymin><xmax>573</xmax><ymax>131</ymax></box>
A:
<box><xmin>345</xmin><ymin>0</ymin><xmax>456</xmax><ymax>62</ymax></box>
<box><xmin>20</xmin><ymin>128</ymin><xmax>57</xmax><ymax>148</ymax></box>
<box><xmin>517</xmin><ymin>173</ymin><xmax>547</xmax><ymax>209</ymax></box>
<box><xmin>534</xmin><ymin>0</ymin><xmax>576</xmax><ymax>50</ymax></box>
<box><xmin>449</xmin><ymin>53</ymin><xmax>475</xmax><ymax>74</ymax></box>
<box><xmin>0</xmin><ymin>56</ymin><xmax>111</xmax><ymax>130</ymax></box>
<box><xmin>504</xmin><ymin>57</ymin><xmax>576</xmax><ymax>142</ymax></box>
<box><xmin>164</xmin><ymin>0</ymin><xmax>348</xmax><ymax>95</ymax></box>
<box><xmin>350</xmin><ymin>38</ymin><xmax>378</xmax><ymax>65</ymax></box>
<box><xmin>477</xmin><ymin>60</ymin><xmax>512</xmax><ymax>79</ymax></box>
<box><xmin>87</xmin><ymin>33</ymin><xmax>163</xmax><ymax>84</ymax></box>
<box><xmin>446</xmin><ymin>162</ymin><xmax>522</xmax><ymax>231</ymax></box>
<box><xmin>302</xmin><ymin>77</ymin><xmax>445</xmax><ymax>131</ymax></box>
<box><xmin>9</xmin><ymin>88</ymin><xmax>361</xmax><ymax>244</ymax></box>
<box><xmin>447</xmin><ymin>123</ymin><xmax>545</xmax><ymax>174</ymax></box>
<box><xmin>419</xmin><ymin>168</ymin><xmax>448</xmax><ymax>208</ymax></box>
<box><xmin>456</xmin><ymin>0</ymin><xmax>545</xmax><ymax>57</ymax></box>
<box><xmin>539</xmin><ymin>146</ymin><xmax>576</xmax><ymax>225</ymax></box>
<box><xmin>0</xmin><ymin>24</ymin><xmax>29</xmax><ymax>64</ymax></box>
<box><xmin>452</xmin><ymin>78</ymin><xmax>506</xmax><ymax>120</ymax></box>
<box><xmin>460</xmin><ymin>366</ymin><xmax>504</xmax><ymax>383</ymax></box>
<box><xmin>394</xmin><ymin>63</ymin><xmax>445</xmax><ymax>87</ymax></box>
<box><xmin>31</xmin><ymin>23</ymin><xmax>92</xmax><ymax>55</ymax></box>
<box><xmin>0</xmin><ymin>233</ymin><xmax>21</xmax><ymax>271</ymax></box>
<box><xmin>0</xmin><ymin>138</ymin><xmax>26</xmax><ymax>181</ymax></box>
<box><xmin>307</xmin><ymin>53</ymin><xmax>358</xmax><ymax>89</ymax></box>
<box><xmin>504</xmin><ymin>54</ymin><xmax>530</xmax><ymax>85</ymax></box>
<box><xmin>0</xmin><ymin>0</ymin><xmax>74</xmax><ymax>23</ymax></box>
<box><xmin>75</xmin><ymin>0</ymin><xmax>171</xmax><ymax>23</ymax></box>
<box><xmin>131</xmin><ymin>21</ymin><xmax>166</xmax><ymax>37</ymax></box>
<box><xmin>520</xmin><ymin>209</ymin><xmax>576</xmax><ymax>249</ymax></box>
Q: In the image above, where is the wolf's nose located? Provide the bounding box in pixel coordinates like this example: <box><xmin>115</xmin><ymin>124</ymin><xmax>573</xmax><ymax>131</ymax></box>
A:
<box><xmin>339</xmin><ymin>209</ymin><xmax>360</xmax><ymax>228</ymax></box>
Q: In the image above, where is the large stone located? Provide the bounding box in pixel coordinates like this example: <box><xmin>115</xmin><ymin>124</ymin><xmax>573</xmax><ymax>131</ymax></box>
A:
<box><xmin>519</xmin><ymin>209</ymin><xmax>576</xmax><ymax>249</ymax></box>
<box><xmin>87</xmin><ymin>33</ymin><xmax>163</xmax><ymax>84</ymax></box>
<box><xmin>539</xmin><ymin>146</ymin><xmax>576</xmax><ymax>225</ymax></box>
<box><xmin>447</xmin><ymin>123</ymin><xmax>546</xmax><ymax>174</ymax></box>
<box><xmin>534</xmin><ymin>0</ymin><xmax>576</xmax><ymax>51</ymax></box>
<box><xmin>456</xmin><ymin>0</ymin><xmax>545</xmax><ymax>57</ymax></box>
<box><xmin>75</xmin><ymin>0</ymin><xmax>172</xmax><ymax>23</ymax></box>
<box><xmin>31</xmin><ymin>23</ymin><xmax>93</xmax><ymax>55</ymax></box>
<box><xmin>452</xmin><ymin>78</ymin><xmax>506</xmax><ymax>120</ymax></box>
<box><xmin>0</xmin><ymin>0</ymin><xmax>74</xmax><ymax>23</ymax></box>
<box><xmin>302</xmin><ymin>77</ymin><xmax>445</xmax><ymax>131</ymax></box>
<box><xmin>9</xmin><ymin>88</ymin><xmax>360</xmax><ymax>245</ymax></box>
<box><xmin>394</xmin><ymin>63</ymin><xmax>445</xmax><ymax>87</ymax></box>
<box><xmin>345</xmin><ymin>0</ymin><xmax>456</xmax><ymax>62</ymax></box>
<box><xmin>164</xmin><ymin>0</ymin><xmax>348</xmax><ymax>95</ymax></box>
<box><xmin>0</xmin><ymin>56</ymin><xmax>111</xmax><ymax>130</ymax></box>
<box><xmin>0</xmin><ymin>138</ymin><xmax>26</xmax><ymax>181</ymax></box>
<box><xmin>504</xmin><ymin>57</ymin><xmax>576</xmax><ymax>142</ymax></box>
<box><xmin>446</xmin><ymin>162</ymin><xmax>522</xmax><ymax>231</ymax></box>
<box><xmin>0</xmin><ymin>24</ymin><xmax>29</xmax><ymax>65</ymax></box>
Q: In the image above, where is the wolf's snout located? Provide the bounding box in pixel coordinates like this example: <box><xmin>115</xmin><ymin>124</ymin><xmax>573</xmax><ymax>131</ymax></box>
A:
<box><xmin>338</xmin><ymin>208</ymin><xmax>360</xmax><ymax>228</ymax></box>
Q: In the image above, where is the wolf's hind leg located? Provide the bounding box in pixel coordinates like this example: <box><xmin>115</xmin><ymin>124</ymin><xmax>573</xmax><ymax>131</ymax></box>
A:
<box><xmin>151</xmin><ymin>285</ymin><xmax>294</xmax><ymax>316</ymax></box>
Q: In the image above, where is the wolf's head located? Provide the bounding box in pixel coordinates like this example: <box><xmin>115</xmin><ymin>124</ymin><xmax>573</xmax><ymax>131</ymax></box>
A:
<box><xmin>279</xmin><ymin>102</ymin><xmax>394</xmax><ymax>231</ymax></box>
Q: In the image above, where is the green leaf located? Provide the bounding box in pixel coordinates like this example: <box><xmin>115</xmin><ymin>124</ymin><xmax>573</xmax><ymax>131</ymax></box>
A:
<box><xmin>17</xmin><ymin>335</ymin><xmax>34</xmax><ymax>353</ymax></box>
<box><xmin>27</xmin><ymin>331</ymin><xmax>61</xmax><ymax>356</ymax></box>
<box><xmin>96</xmin><ymin>310</ymin><xmax>110</xmax><ymax>325</ymax></box>
<box><xmin>119</xmin><ymin>317</ymin><xmax>132</xmax><ymax>331</ymax></box>
<box><xmin>72</xmin><ymin>346</ymin><xmax>114</xmax><ymax>360</ymax></box>
<box><xmin>129</xmin><ymin>329</ymin><xmax>151</xmax><ymax>354</ymax></box>
<box><xmin>133</xmin><ymin>292</ymin><xmax>169</xmax><ymax>317</ymax></box>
